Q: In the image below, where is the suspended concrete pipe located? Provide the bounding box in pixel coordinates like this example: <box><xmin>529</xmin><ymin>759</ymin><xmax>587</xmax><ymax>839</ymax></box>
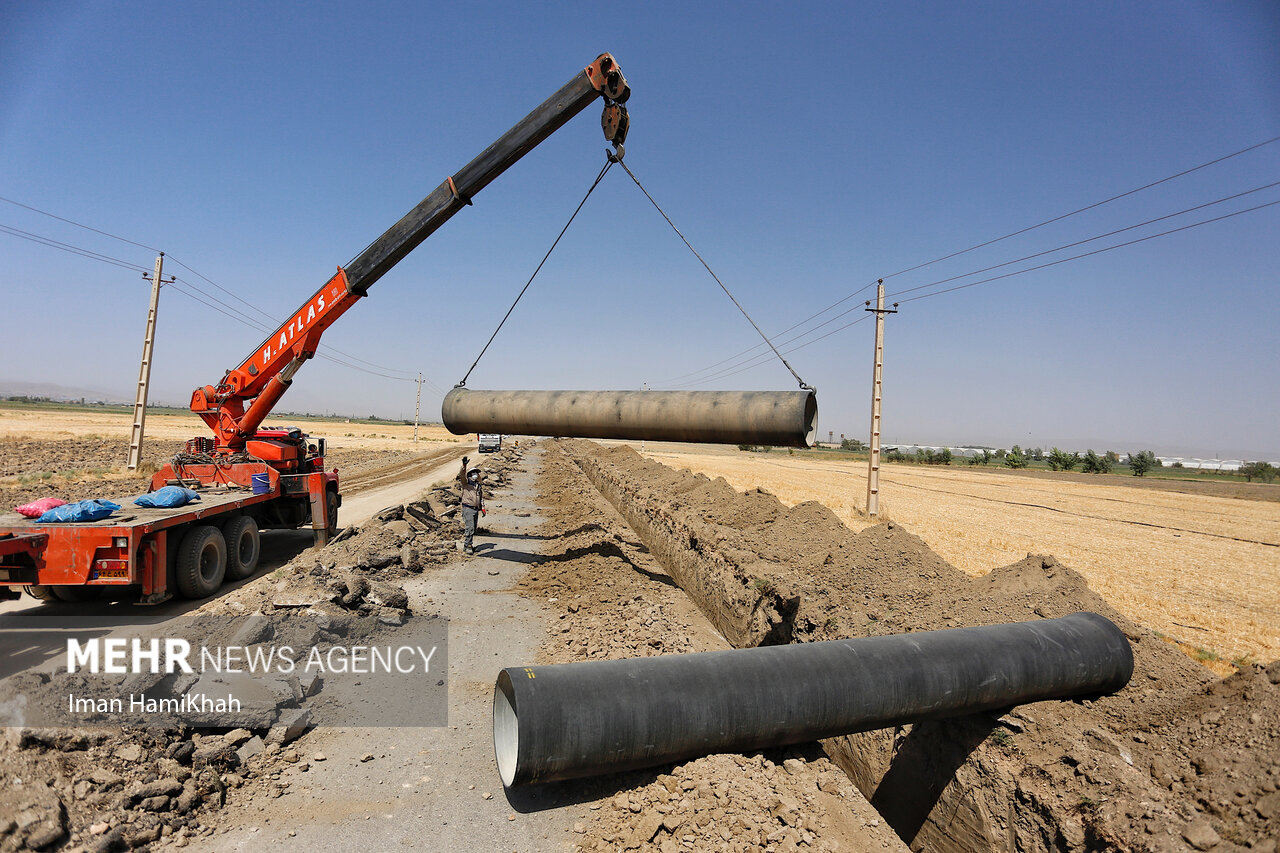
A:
<box><xmin>493</xmin><ymin>612</ymin><xmax>1133</xmax><ymax>787</ymax></box>
<box><xmin>442</xmin><ymin>388</ymin><xmax>818</xmax><ymax>447</ymax></box>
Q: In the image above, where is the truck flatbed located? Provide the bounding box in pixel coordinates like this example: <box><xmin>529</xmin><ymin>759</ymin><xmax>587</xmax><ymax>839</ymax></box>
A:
<box><xmin>0</xmin><ymin>485</ymin><xmax>281</xmax><ymax>599</ymax></box>
<box><xmin>0</xmin><ymin>487</ymin><xmax>266</xmax><ymax>532</ymax></box>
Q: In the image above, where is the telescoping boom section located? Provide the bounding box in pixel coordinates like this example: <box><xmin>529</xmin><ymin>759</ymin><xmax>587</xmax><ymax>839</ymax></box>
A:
<box><xmin>191</xmin><ymin>54</ymin><xmax>630</xmax><ymax>452</ymax></box>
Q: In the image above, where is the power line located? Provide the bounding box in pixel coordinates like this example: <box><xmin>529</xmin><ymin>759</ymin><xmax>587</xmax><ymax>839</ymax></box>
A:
<box><xmin>169</xmin><ymin>275</ymin><xmax>274</xmax><ymax>329</ymax></box>
<box><xmin>0</xmin><ymin>195</ymin><xmax>160</xmax><ymax>252</ymax></box>
<box><xmin>891</xmin><ymin>197</ymin><xmax>1280</xmax><ymax>306</ymax></box>
<box><xmin>0</xmin><ymin>222</ymin><xmax>435</xmax><ymax>387</ymax></box>
<box><xmin>674</xmin><ymin>172</ymin><xmax>1195</xmax><ymax>384</ymax></box>
<box><xmin>785</xmin><ymin>311</ymin><xmax>873</xmax><ymax>354</ymax></box>
<box><xmin>163</xmin><ymin>279</ymin><xmax>429</xmax><ymax>384</ymax></box>
<box><xmin>617</xmin><ymin>157</ymin><xmax>812</xmax><ymax>391</ymax></box>
<box><xmin>164</xmin><ymin>279</ymin><xmax>269</xmax><ymax>330</ymax></box>
<box><xmin>165</xmin><ymin>255</ymin><xmax>278</xmax><ymax>323</ymax></box>
<box><xmin>876</xmin><ymin>134</ymin><xmax>1280</xmax><ymax>282</ymax></box>
<box><xmin>162</xmin><ymin>267</ymin><xmax>427</xmax><ymax>381</ymax></box>
<box><xmin>886</xmin><ymin>180</ymin><xmax>1280</xmax><ymax>300</ymax></box>
<box><xmin>677</xmin><ymin>195</ymin><xmax>1279</xmax><ymax>384</ymax></box>
<box><xmin>658</xmin><ymin>281</ymin><xmax>879</xmax><ymax>386</ymax></box>
<box><xmin>322</xmin><ymin>345</ymin><xmax>430</xmax><ymax>382</ymax></box>
<box><xmin>0</xmin><ymin>223</ymin><xmax>152</xmax><ymax>273</ymax></box>
<box><xmin>666</xmin><ymin>135</ymin><xmax>1280</xmax><ymax>385</ymax></box>
<box><xmin>671</xmin><ymin>315</ymin><xmax>874</xmax><ymax>388</ymax></box>
<box><xmin>1</xmin><ymin>201</ymin><xmax>434</xmax><ymax>386</ymax></box>
<box><xmin>167</xmin><ymin>267</ymin><xmax>425</xmax><ymax>382</ymax></box>
<box><xmin>166</xmin><ymin>271</ymin><xmax>425</xmax><ymax>383</ymax></box>
<box><xmin>667</xmin><ymin>296</ymin><xmax>875</xmax><ymax>387</ymax></box>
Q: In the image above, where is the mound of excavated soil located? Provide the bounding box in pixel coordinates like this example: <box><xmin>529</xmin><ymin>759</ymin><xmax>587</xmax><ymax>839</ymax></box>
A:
<box><xmin>551</xmin><ymin>439</ymin><xmax>1280</xmax><ymax>853</ymax></box>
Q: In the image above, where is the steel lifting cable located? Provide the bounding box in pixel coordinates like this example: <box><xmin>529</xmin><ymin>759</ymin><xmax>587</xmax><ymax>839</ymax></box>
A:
<box><xmin>457</xmin><ymin>158</ymin><xmax>616</xmax><ymax>387</ymax></box>
<box><xmin>613</xmin><ymin>158</ymin><xmax>814</xmax><ymax>392</ymax></box>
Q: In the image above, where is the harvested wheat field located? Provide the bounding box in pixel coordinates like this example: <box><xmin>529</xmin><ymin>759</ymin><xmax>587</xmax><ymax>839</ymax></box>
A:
<box><xmin>0</xmin><ymin>405</ymin><xmax>463</xmax><ymax>450</ymax></box>
<box><xmin>634</xmin><ymin>444</ymin><xmax>1280</xmax><ymax>668</ymax></box>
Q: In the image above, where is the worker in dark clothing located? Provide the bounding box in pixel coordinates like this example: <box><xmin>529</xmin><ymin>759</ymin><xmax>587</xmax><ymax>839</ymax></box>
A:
<box><xmin>458</xmin><ymin>456</ymin><xmax>485</xmax><ymax>555</ymax></box>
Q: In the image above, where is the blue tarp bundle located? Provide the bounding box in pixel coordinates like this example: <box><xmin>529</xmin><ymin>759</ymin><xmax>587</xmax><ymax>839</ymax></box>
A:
<box><xmin>133</xmin><ymin>486</ymin><xmax>201</xmax><ymax>508</ymax></box>
<box><xmin>36</xmin><ymin>499</ymin><xmax>122</xmax><ymax>523</ymax></box>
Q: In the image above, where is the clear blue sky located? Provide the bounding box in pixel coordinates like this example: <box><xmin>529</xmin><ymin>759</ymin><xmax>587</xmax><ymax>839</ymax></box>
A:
<box><xmin>3</xmin><ymin>1</ymin><xmax>1278</xmax><ymax>459</ymax></box>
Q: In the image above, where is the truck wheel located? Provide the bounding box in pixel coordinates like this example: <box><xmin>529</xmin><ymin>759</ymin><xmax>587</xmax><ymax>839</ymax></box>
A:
<box><xmin>223</xmin><ymin>516</ymin><xmax>260</xmax><ymax>580</ymax></box>
<box><xmin>326</xmin><ymin>490</ymin><xmax>340</xmax><ymax>534</ymax></box>
<box><xmin>25</xmin><ymin>585</ymin><xmax>59</xmax><ymax>603</ymax></box>
<box><xmin>176</xmin><ymin>525</ymin><xmax>226</xmax><ymax>599</ymax></box>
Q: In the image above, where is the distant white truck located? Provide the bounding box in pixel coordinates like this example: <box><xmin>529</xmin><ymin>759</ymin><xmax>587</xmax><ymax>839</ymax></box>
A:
<box><xmin>478</xmin><ymin>433</ymin><xmax>502</xmax><ymax>453</ymax></box>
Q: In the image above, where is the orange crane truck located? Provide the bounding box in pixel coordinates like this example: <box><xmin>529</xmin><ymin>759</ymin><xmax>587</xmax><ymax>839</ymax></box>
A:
<box><xmin>0</xmin><ymin>54</ymin><xmax>629</xmax><ymax>604</ymax></box>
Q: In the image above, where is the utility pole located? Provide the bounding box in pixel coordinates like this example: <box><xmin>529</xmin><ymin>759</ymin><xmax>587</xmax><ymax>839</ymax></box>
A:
<box><xmin>413</xmin><ymin>373</ymin><xmax>423</xmax><ymax>442</ymax></box>
<box><xmin>127</xmin><ymin>254</ymin><xmax>171</xmax><ymax>470</ymax></box>
<box><xmin>864</xmin><ymin>280</ymin><xmax>897</xmax><ymax>517</ymax></box>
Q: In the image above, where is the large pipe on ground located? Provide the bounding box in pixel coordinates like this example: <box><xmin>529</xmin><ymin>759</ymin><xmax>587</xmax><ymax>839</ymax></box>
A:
<box><xmin>443</xmin><ymin>388</ymin><xmax>818</xmax><ymax>447</ymax></box>
<box><xmin>493</xmin><ymin>612</ymin><xmax>1132</xmax><ymax>787</ymax></box>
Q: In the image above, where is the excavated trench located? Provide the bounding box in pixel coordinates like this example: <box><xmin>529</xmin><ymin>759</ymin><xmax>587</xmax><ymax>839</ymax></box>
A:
<box><xmin>551</xmin><ymin>439</ymin><xmax>1280</xmax><ymax>853</ymax></box>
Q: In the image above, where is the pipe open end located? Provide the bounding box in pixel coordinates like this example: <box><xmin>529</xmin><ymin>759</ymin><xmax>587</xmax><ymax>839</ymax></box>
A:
<box><xmin>493</xmin><ymin>670</ymin><xmax>519</xmax><ymax>788</ymax></box>
<box><xmin>802</xmin><ymin>391</ymin><xmax>818</xmax><ymax>447</ymax></box>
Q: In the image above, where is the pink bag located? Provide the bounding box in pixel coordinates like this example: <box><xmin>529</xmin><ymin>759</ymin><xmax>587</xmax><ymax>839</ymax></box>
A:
<box><xmin>14</xmin><ymin>498</ymin><xmax>67</xmax><ymax>518</ymax></box>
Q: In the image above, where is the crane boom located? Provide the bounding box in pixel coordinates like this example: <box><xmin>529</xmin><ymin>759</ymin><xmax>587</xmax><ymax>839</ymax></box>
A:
<box><xmin>191</xmin><ymin>53</ymin><xmax>629</xmax><ymax>451</ymax></box>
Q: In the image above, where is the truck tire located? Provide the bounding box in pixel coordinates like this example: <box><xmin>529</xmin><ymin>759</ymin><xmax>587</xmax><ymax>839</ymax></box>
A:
<box><xmin>223</xmin><ymin>516</ymin><xmax>260</xmax><ymax>581</ymax></box>
<box><xmin>326</xmin><ymin>489</ymin><xmax>340</xmax><ymax>535</ymax></box>
<box><xmin>25</xmin><ymin>585</ymin><xmax>60</xmax><ymax>603</ymax></box>
<box><xmin>176</xmin><ymin>525</ymin><xmax>226</xmax><ymax>599</ymax></box>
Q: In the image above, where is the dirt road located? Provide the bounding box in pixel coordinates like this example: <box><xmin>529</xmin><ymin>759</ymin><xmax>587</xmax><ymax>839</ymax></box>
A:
<box><xmin>188</xmin><ymin>445</ymin><xmax>594</xmax><ymax>852</ymax></box>
<box><xmin>337</xmin><ymin>446</ymin><xmax>468</xmax><ymax>523</ymax></box>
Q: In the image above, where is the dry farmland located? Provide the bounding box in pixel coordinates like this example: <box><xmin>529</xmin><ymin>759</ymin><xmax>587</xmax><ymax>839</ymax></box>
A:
<box><xmin>0</xmin><ymin>404</ymin><xmax>463</xmax><ymax>450</ymax></box>
<box><xmin>637</xmin><ymin>444</ymin><xmax>1280</xmax><ymax>667</ymax></box>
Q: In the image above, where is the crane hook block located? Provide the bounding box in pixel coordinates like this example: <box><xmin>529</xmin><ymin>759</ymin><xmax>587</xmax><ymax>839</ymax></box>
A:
<box><xmin>602</xmin><ymin>102</ymin><xmax>630</xmax><ymax>148</ymax></box>
<box><xmin>587</xmin><ymin>53</ymin><xmax>630</xmax><ymax>149</ymax></box>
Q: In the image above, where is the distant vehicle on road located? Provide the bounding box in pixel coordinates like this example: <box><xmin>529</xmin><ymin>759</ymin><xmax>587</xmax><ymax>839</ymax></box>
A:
<box><xmin>478</xmin><ymin>434</ymin><xmax>502</xmax><ymax>454</ymax></box>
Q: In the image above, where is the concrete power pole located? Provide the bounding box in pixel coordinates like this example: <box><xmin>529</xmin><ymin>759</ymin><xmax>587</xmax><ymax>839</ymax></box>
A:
<box><xmin>413</xmin><ymin>373</ymin><xmax>423</xmax><ymax>442</ymax></box>
<box><xmin>127</xmin><ymin>254</ymin><xmax>168</xmax><ymax>471</ymax></box>
<box><xmin>864</xmin><ymin>280</ymin><xmax>897</xmax><ymax>516</ymax></box>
